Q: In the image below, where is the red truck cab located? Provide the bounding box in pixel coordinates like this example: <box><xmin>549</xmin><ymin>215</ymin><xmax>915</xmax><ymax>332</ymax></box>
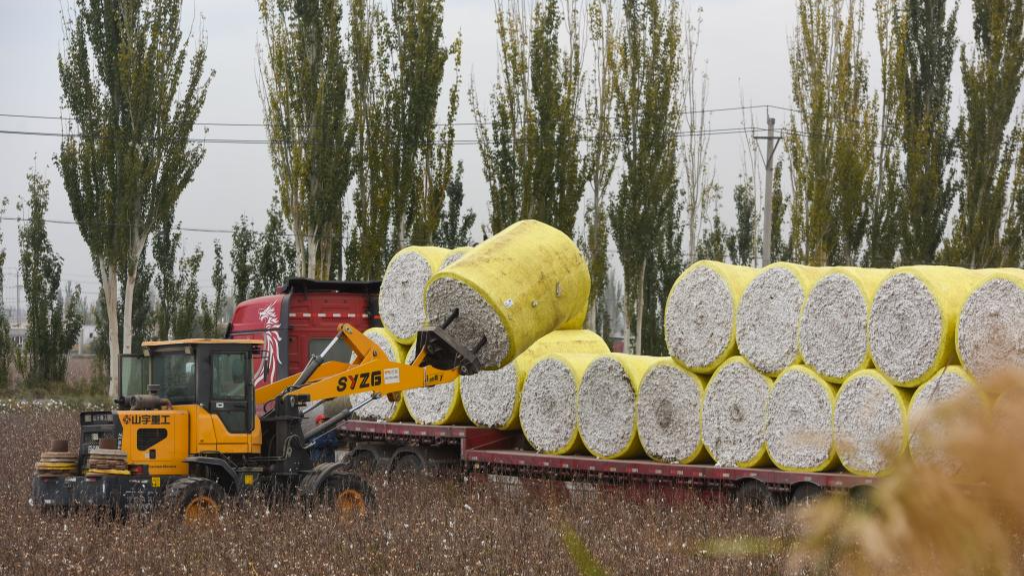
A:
<box><xmin>226</xmin><ymin>278</ymin><xmax>381</xmax><ymax>394</ymax></box>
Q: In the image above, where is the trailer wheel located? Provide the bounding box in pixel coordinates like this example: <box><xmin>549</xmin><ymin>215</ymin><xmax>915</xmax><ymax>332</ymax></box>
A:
<box><xmin>790</xmin><ymin>482</ymin><xmax>823</xmax><ymax>505</ymax></box>
<box><xmin>347</xmin><ymin>450</ymin><xmax>378</xmax><ymax>474</ymax></box>
<box><xmin>319</xmin><ymin>472</ymin><xmax>374</xmax><ymax>518</ymax></box>
<box><xmin>391</xmin><ymin>452</ymin><xmax>424</xmax><ymax>475</ymax></box>
<box><xmin>165</xmin><ymin>477</ymin><xmax>225</xmax><ymax>522</ymax></box>
<box><xmin>736</xmin><ymin>479</ymin><xmax>774</xmax><ymax>508</ymax></box>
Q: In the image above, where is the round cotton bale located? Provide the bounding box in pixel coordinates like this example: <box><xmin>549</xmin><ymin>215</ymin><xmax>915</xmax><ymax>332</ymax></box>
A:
<box><xmin>701</xmin><ymin>357</ymin><xmax>772</xmax><ymax>467</ymax></box>
<box><xmin>956</xmin><ymin>271</ymin><xmax>1024</xmax><ymax>381</ymax></box>
<box><xmin>350</xmin><ymin>327</ymin><xmax>410</xmax><ymax>422</ymax></box>
<box><xmin>425</xmin><ymin>220</ymin><xmax>591</xmax><ymax>370</ymax></box>
<box><xmin>834</xmin><ymin>369</ymin><xmax>911</xmax><ymax>476</ymax></box>
<box><xmin>664</xmin><ymin>261</ymin><xmax>759</xmax><ymax>374</ymax></box>
<box><xmin>520</xmin><ymin>353</ymin><xmax>603</xmax><ymax>455</ymax></box>
<box><xmin>577</xmin><ymin>354</ymin><xmax>660</xmax><ymax>459</ymax></box>
<box><xmin>799</xmin><ymin>268</ymin><xmax>888</xmax><ymax>384</ymax></box>
<box><xmin>909</xmin><ymin>366</ymin><xmax>986</xmax><ymax>472</ymax></box>
<box><xmin>460</xmin><ymin>329</ymin><xmax>609</xmax><ymax>430</ymax></box>
<box><xmin>766</xmin><ymin>365</ymin><xmax>838</xmax><ymax>472</ymax></box>
<box><xmin>379</xmin><ymin>246</ymin><xmax>452</xmax><ymax>345</ymax></box>
<box><xmin>440</xmin><ymin>246</ymin><xmax>473</xmax><ymax>269</ymax></box>
<box><xmin>737</xmin><ymin>263</ymin><xmax>827</xmax><ymax>375</ymax></box>
<box><xmin>402</xmin><ymin>340</ymin><xmax>468</xmax><ymax>425</ymax></box>
<box><xmin>636</xmin><ymin>359</ymin><xmax>708</xmax><ymax>463</ymax></box>
<box><xmin>870</xmin><ymin>266</ymin><xmax>984</xmax><ymax>388</ymax></box>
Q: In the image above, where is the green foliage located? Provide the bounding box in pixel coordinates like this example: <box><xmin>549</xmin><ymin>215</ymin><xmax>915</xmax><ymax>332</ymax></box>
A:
<box><xmin>259</xmin><ymin>0</ymin><xmax>355</xmax><ymax>279</ymax></box>
<box><xmin>609</xmin><ymin>0</ymin><xmax>683</xmax><ymax>354</ymax></box>
<box><xmin>231</xmin><ymin>215</ymin><xmax>258</xmax><ymax>303</ymax></box>
<box><xmin>770</xmin><ymin>161</ymin><xmax>792</xmax><ymax>263</ymax></box>
<box><xmin>0</xmin><ymin>199</ymin><xmax>13</xmax><ymax>389</ymax></box>
<box><xmin>255</xmin><ymin>197</ymin><xmax>296</xmax><ymax>294</ymax></box>
<box><xmin>432</xmin><ymin>162</ymin><xmax>476</xmax><ymax>249</ymax></box>
<box><xmin>18</xmin><ymin>169</ymin><xmax>83</xmax><ymax>385</ymax></box>
<box><xmin>472</xmin><ymin>0</ymin><xmax>585</xmax><ymax>237</ymax></box>
<box><xmin>786</xmin><ymin>0</ymin><xmax>878</xmax><ymax>266</ymax></box>
<box><xmin>696</xmin><ymin>212</ymin><xmax>729</xmax><ymax>262</ymax></box>
<box><xmin>200</xmin><ymin>241</ymin><xmax>226</xmax><ymax>338</ymax></box>
<box><xmin>170</xmin><ymin>249</ymin><xmax>202</xmax><ymax>339</ymax></box>
<box><xmin>946</xmin><ymin>0</ymin><xmax>1024</xmax><ymax>268</ymax></box>
<box><xmin>727</xmin><ymin>178</ymin><xmax>759</xmax><ymax>266</ymax></box>
<box><xmin>57</xmin><ymin>0</ymin><xmax>211</xmax><ymax>396</ymax></box>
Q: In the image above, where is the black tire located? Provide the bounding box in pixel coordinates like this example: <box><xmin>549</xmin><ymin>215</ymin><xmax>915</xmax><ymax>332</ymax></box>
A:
<box><xmin>347</xmin><ymin>450</ymin><xmax>378</xmax><ymax>474</ymax></box>
<box><xmin>391</xmin><ymin>452</ymin><xmax>424</xmax><ymax>475</ymax></box>
<box><xmin>736</xmin><ymin>479</ymin><xmax>775</xmax><ymax>509</ymax></box>
<box><xmin>316</xmin><ymin>472</ymin><xmax>375</xmax><ymax>517</ymax></box>
<box><xmin>164</xmin><ymin>477</ymin><xmax>226</xmax><ymax>521</ymax></box>
<box><xmin>790</xmin><ymin>482</ymin><xmax>824</xmax><ymax>505</ymax></box>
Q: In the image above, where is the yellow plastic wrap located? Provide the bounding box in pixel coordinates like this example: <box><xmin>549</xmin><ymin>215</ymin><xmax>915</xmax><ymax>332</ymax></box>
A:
<box><xmin>870</xmin><ymin>266</ymin><xmax>986</xmax><ymax>388</ymax></box>
<box><xmin>799</xmin><ymin>267</ymin><xmax>888</xmax><ymax>384</ymax></box>
<box><xmin>577</xmin><ymin>354</ymin><xmax>661</xmax><ymax>460</ymax></box>
<box><xmin>426</xmin><ymin>220</ymin><xmax>591</xmax><ymax>369</ymax></box>
<box><xmin>955</xmin><ymin>269</ymin><xmax>1024</xmax><ymax>381</ymax></box>
<box><xmin>350</xmin><ymin>327</ymin><xmax>411</xmax><ymax>422</ymax></box>
<box><xmin>460</xmin><ymin>329</ymin><xmax>609</xmax><ymax>430</ymax></box>
<box><xmin>635</xmin><ymin>358</ymin><xmax>710</xmax><ymax>464</ymax></box>
<box><xmin>908</xmin><ymin>366</ymin><xmax>989</xmax><ymax>469</ymax></box>
<box><xmin>766</xmin><ymin>365</ymin><xmax>839</xmax><ymax>472</ymax></box>
<box><xmin>440</xmin><ymin>246</ymin><xmax>474</xmax><ymax>269</ymax></box>
<box><xmin>520</xmin><ymin>353</ymin><xmax>603</xmax><ymax>455</ymax></box>
<box><xmin>380</xmin><ymin>246</ymin><xmax>452</xmax><ymax>345</ymax></box>
<box><xmin>835</xmin><ymin>369</ymin><xmax>912</xmax><ymax>477</ymax></box>
<box><xmin>664</xmin><ymin>261</ymin><xmax>759</xmax><ymax>375</ymax></box>
<box><xmin>702</xmin><ymin>357</ymin><xmax>773</xmax><ymax>468</ymax></box>
<box><xmin>401</xmin><ymin>338</ymin><xmax>469</xmax><ymax>425</ymax></box>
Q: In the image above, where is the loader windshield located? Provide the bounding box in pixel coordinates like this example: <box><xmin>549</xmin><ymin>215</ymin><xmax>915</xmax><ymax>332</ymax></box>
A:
<box><xmin>150</xmin><ymin>352</ymin><xmax>197</xmax><ymax>405</ymax></box>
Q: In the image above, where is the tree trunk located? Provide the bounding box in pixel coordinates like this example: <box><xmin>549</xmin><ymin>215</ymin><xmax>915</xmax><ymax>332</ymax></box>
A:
<box><xmin>635</xmin><ymin>258</ymin><xmax>647</xmax><ymax>354</ymax></box>
<box><xmin>292</xmin><ymin>210</ymin><xmax>305</xmax><ymax>277</ymax></box>
<box><xmin>101</xmin><ymin>264</ymin><xmax>120</xmax><ymax>398</ymax></box>
<box><xmin>122</xmin><ymin>264</ymin><xmax>137</xmax><ymax>355</ymax></box>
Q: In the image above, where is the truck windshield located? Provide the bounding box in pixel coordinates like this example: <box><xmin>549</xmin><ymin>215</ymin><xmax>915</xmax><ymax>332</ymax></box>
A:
<box><xmin>150</xmin><ymin>352</ymin><xmax>197</xmax><ymax>405</ymax></box>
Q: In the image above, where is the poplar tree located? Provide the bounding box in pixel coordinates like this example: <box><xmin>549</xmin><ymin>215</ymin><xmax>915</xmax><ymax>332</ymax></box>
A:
<box><xmin>231</xmin><ymin>216</ymin><xmax>258</xmax><ymax>304</ymax></box>
<box><xmin>0</xmin><ymin>199</ymin><xmax>11</xmax><ymax>389</ymax></box>
<box><xmin>200</xmin><ymin>241</ymin><xmax>226</xmax><ymax>337</ymax></box>
<box><xmin>786</xmin><ymin>0</ymin><xmax>878</xmax><ymax>266</ymax></box>
<box><xmin>57</xmin><ymin>0</ymin><xmax>211</xmax><ymax>396</ymax></box>
<box><xmin>946</xmin><ymin>0</ymin><xmax>1024</xmax><ymax>268</ymax></box>
<box><xmin>255</xmin><ymin>197</ymin><xmax>296</xmax><ymax>294</ymax></box>
<box><xmin>609</xmin><ymin>0</ymin><xmax>683</xmax><ymax>354</ymax></box>
<box><xmin>432</xmin><ymin>163</ymin><xmax>477</xmax><ymax>249</ymax></box>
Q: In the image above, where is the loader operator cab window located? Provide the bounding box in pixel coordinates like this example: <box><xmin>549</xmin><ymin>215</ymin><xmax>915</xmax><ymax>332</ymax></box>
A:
<box><xmin>150</xmin><ymin>352</ymin><xmax>197</xmax><ymax>405</ymax></box>
<box><xmin>210</xmin><ymin>352</ymin><xmax>252</xmax><ymax>434</ymax></box>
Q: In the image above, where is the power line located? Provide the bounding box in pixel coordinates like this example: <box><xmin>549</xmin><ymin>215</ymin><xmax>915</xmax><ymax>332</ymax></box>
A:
<box><xmin>0</xmin><ymin>215</ymin><xmax>235</xmax><ymax>235</ymax></box>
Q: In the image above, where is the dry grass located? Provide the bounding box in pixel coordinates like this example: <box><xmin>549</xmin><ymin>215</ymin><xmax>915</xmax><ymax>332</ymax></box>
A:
<box><xmin>0</xmin><ymin>402</ymin><xmax>792</xmax><ymax>576</ymax></box>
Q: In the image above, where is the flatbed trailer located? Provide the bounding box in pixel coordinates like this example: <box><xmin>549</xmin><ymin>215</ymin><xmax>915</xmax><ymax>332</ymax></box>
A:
<box><xmin>335</xmin><ymin>421</ymin><xmax>878</xmax><ymax>504</ymax></box>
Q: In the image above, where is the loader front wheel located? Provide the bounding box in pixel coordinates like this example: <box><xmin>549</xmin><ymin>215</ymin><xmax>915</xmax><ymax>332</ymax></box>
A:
<box><xmin>320</xmin><ymin>472</ymin><xmax>374</xmax><ymax>518</ymax></box>
<box><xmin>166</xmin><ymin>477</ymin><xmax>225</xmax><ymax>522</ymax></box>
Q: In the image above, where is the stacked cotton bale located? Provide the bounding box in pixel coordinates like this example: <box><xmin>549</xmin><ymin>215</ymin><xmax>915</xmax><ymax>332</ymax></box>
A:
<box><xmin>799</xmin><ymin>268</ymin><xmax>888</xmax><ymax>384</ymax></box>
<box><xmin>402</xmin><ymin>339</ymin><xmax>469</xmax><ymax>425</ymax></box>
<box><xmin>441</xmin><ymin>246</ymin><xmax>473</xmax><ymax>269</ymax></box>
<box><xmin>350</xmin><ymin>327</ymin><xmax>411</xmax><ymax>422</ymax></box>
<box><xmin>766</xmin><ymin>365</ymin><xmax>838</xmax><ymax>472</ymax></box>
<box><xmin>577</xmin><ymin>354</ymin><xmax>661</xmax><ymax>459</ymax></box>
<box><xmin>701</xmin><ymin>357</ymin><xmax>772</xmax><ymax>467</ymax></box>
<box><xmin>737</xmin><ymin>263</ymin><xmax>827</xmax><ymax>375</ymax></box>
<box><xmin>956</xmin><ymin>270</ymin><xmax>1024</xmax><ymax>381</ymax></box>
<box><xmin>636</xmin><ymin>360</ymin><xmax>708</xmax><ymax>463</ymax></box>
<box><xmin>519</xmin><ymin>353</ymin><xmax>602</xmax><ymax>455</ymax></box>
<box><xmin>379</xmin><ymin>246</ymin><xmax>452</xmax><ymax>344</ymax></box>
<box><xmin>425</xmin><ymin>220</ymin><xmax>590</xmax><ymax>370</ymax></box>
<box><xmin>460</xmin><ymin>330</ymin><xmax>609</xmax><ymax>430</ymax></box>
<box><xmin>908</xmin><ymin>367</ymin><xmax>987</xmax><ymax>472</ymax></box>
<box><xmin>834</xmin><ymin>369</ymin><xmax>910</xmax><ymax>476</ymax></box>
<box><xmin>664</xmin><ymin>261</ymin><xmax>759</xmax><ymax>374</ymax></box>
<box><xmin>869</xmin><ymin>266</ymin><xmax>982</xmax><ymax>387</ymax></box>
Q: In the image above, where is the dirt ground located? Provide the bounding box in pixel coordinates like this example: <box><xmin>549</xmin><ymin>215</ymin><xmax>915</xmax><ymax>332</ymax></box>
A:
<box><xmin>0</xmin><ymin>402</ymin><xmax>796</xmax><ymax>576</ymax></box>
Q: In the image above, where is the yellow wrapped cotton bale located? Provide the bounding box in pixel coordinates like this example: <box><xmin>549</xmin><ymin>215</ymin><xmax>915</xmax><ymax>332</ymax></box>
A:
<box><xmin>799</xmin><ymin>267</ymin><xmax>888</xmax><ymax>384</ymax></box>
<box><xmin>440</xmin><ymin>246</ymin><xmax>473</xmax><ymax>269</ymax></box>
<box><xmin>835</xmin><ymin>369</ymin><xmax>911</xmax><ymax>477</ymax></box>
<box><xmin>402</xmin><ymin>339</ymin><xmax>468</xmax><ymax>425</ymax></box>
<box><xmin>520</xmin><ymin>353</ymin><xmax>604</xmax><ymax>455</ymax></box>
<box><xmin>425</xmin><ymin>220</ymin><xmax>590</xmax><ymax>369</ymax></box>
<box><xmin>701</xmin><ymin>357</ymin><xmax>773</xmax><ymax>467</ymax></box>
<box><xmin>379</xmin><ymin>246</ymin><xmax>452</xmax><ymax>345</ymax></box>
<box><xmin>766</xmin><ymin>365</ymin><xmax>839</xmax><ymax>472</ymax></box>
<box><xmin>577</xmin><ymin>354</ymin><xmax>661</xmax><ymax>459</ymax></box>
<box><xmin>869</xmin><ymin>266</ymin><xmax>985</xmax><ymax>388</ymax></box>
<box><xmin>664</xmin><ymin>261</ymin><xmax>759</xmax><ymax>374</ymax></box>
<box><xmin>909</xmin><ymin>366</ymin><xmax>987</xmax><ymax>472</ymax></box>
<box><xmin>636</xmin><ymin>359</ymin><xmax>709</xmax><ymax>464</ymax></box>
<box><xmin>956</xmin><ymin>270</ymin><xmax>1024</xmax><ymax>381</ymax></box>
<box><xmin>350</xmin><ymin>327</ymin><xmax>411</xmax><ymax>422</ymax></box>
<box><xmin>460</xmin><ymin>330</ymin><xmax>609</xmax><ymax>430</ymax></box>
<box><xmin>737</xmin><ymin>263</ymin><xmax>829</xmax><ymax>375</ymax></box>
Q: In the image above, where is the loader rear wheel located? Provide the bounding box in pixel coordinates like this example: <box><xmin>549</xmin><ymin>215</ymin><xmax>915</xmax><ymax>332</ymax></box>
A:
<box><xmin>165</xmin><ymin>478</ymin><xmax>225</xmax><ymax>522</ymax></box>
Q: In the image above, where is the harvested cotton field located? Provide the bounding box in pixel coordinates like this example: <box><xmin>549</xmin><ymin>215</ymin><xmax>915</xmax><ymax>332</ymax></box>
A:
<box><xmin>737</xmin><ymin>264</ymin><xmax>823</xmax><ymax>375</ymax></box>
<box><xmin>869</xmin><ymin>267</ymin><xmax>979</xmax><ymax>387</ymax></box>
<box><xmin>766</xmin><ymin>366</ymin><xmax>837</xmax><ymax>472</ymax></box>
<box><xmin>577</xmin><ymin>355</ymin><xmax>657</xmax><ymax>459</ymax></box>
<box><xmin>701</xmin><ymin>357</ymin><xmax>771</xmax><ymax>467</ymax></box>
<box><xmin>636</xmin><ymin>360</ymin><xmax>707</xmax><ymax>463</ymax></box>
<box><xmin>520</xmin><ymin>353</ymin><xmax>600</xmax><ymax>454</ymax></box>
<box><xmin>799</xmin><ymin>268</ymin><xmax>886</xmax><ymax>383</ymax></box>
<box><xmin>665</xmin><ymin>261</ymin><xmax>758</xmax><ymax>374</ymax></box>
<box><xmin>379</xmin><ymin>246</ymin><xmax>451</xmax><ymax>344</ymax></box>
<box><xmin>402</xmin><ymin>342</ymin><xmax>468</xmax><ymax>425</ymax></box>
<box><xmin>460</xmin><ymin>330</ymin><xmax>608</xmax><ymax>430</ymax></box>
<box><xmin>909</xmin><ymin>366</ymin><xmax>986</xmax><ymax>471</ymax></box>
<box><xmin>425</xmin><ymin>220</ymin><xmax>590</xmax><ymax>369</ymax></box>
<box><xmin>350</xmin><ymin>327</ymin><xmax>410</xmax><ymax>422</ymax></box>
<box><xmin>834</xmin><ymin>370</ymin><xmax>910</xmax><ymax>476</ymax></box>
<box><xmin>956</xmin><ymin>273</ymin><xmax>1024</xmax><ymax>381</ymax></box>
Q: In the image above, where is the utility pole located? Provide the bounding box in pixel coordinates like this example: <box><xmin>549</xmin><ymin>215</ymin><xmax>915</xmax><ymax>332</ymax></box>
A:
<box><xmin>754</xmin><ymin>114</ymin><xmax>782</xmax><ymax>266</ymax></box>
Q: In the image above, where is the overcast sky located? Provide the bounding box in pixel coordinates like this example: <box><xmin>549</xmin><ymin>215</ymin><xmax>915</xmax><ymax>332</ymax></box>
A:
<box><xmin>0</xmin><ymin>0</ymin><xmax>978</xmax><ymax>318</ymax></box>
